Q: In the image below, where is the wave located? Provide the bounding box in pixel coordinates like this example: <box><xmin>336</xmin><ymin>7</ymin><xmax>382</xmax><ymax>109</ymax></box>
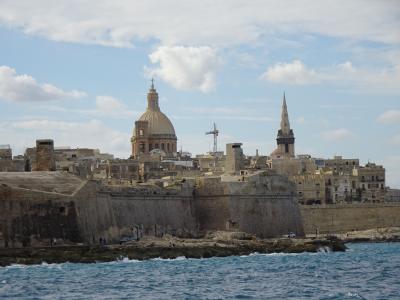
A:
<box><xmin>151</xmin><ymin>256</ymin><xmax>187</xmax><ymax>261</ymax></box>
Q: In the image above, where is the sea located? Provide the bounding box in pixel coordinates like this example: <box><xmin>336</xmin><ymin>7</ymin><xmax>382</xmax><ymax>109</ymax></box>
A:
<box><xmin>0</xmin><ymin>243</ymin><xmax>399</xmax><ymax>299</ymax></box>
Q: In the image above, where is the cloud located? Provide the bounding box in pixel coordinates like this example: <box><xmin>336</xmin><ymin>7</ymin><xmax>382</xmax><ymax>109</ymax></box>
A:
<box><xmin>146</xmin><ymin>46</ymin><xmax>220</xmax><ymax>92</ymax></box>
<box><xmin>261</xmin><ymin>60</ymin><xmax>320</xmax><ymax>85</ymax></box>
<box><xmin>0</xmin><ymin>1</ymin><xmax>399</xmax><ymax>47</ymax></box>
<box><xmin>175</xmin><ymin>106</ymin><xmax>276</xmax><ymax>122</ymax></box>
<box><xmin>96</xmin><ymin>95</ymin><xmax>123</xmax><ymax>111</ymax></box>
<box><xmin>0</xmin><ymin>66</ymin><xmax>86</xmax><ymax>102</ymax></box>
<box><xmin>322</xmin><ymin>128</ymin><xmax>354</xmax><ymax>141</ymax></box>
<box><xmin>261</xmin><ymin>60</ymin><xmax>400</xmax><ymax>93</ymax></box>
<box><xmin>3</xmin><ymin>119</ymin><xmax>131</xmax><ymax>158</ymax></box>
<box><xmin>377</xmin><ymin>110</ymin><xmax>400</xmax><ymax>124</ymax></box>
<box><xmin>46</xmin><ymin>95</ymin><xmax>138</xmax><ymax>118</ymax></box>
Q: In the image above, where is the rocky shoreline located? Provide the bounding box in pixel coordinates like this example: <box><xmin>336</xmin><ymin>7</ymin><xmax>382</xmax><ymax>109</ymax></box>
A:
<box><xmin>0</xmin><ymin>232</ymin><xmax>347</xmax><ymax>267</ymax></box>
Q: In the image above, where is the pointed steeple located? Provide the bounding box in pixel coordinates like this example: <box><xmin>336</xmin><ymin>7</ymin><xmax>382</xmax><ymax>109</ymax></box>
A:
<box><xmin>280</xmin><ymin>92</ymin><xmax>290</xmax><ymax>135</ymax></box>
<box><xmin>147</xmin><ymin>78</ymin><xmax>160</xmax><ymax>111</ymax></box>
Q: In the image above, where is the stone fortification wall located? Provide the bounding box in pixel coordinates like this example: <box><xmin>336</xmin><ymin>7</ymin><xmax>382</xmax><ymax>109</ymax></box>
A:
<box><xmin>0</xmin><ymin>171</ymin><xmax>306</xmax><ymax>246</ymax></box>
<box><xmin>300</xmin><ymin>203</ymin><xmax>400</xmax><ymax>234</ymax></box>
<box><xmin>74</xmin><ymin>182</ymin><xmax>198</xmax><ymax>244</ymax></box>
<box><xmin>0</xmin><ymin>185</ymin><xmax>82</xmax><ymax>248</ymax></box>
<box><xmin>194</xmin><ymin>172</ymin><xmax>305</xmax><ymax>238</ymax></box>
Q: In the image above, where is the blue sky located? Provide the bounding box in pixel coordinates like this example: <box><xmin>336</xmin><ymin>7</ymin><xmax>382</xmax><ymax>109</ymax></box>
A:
<box><xmin>0</xmin><ymin>1</ymin><xmax>399</xmax><ymax>187</ymax></box>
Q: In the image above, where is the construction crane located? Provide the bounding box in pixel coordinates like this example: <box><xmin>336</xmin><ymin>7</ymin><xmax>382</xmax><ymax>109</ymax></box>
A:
<box><xmin>206</xmin><ymin>123</ymin><xmax>219</xmax><ymax>154</ymax></box>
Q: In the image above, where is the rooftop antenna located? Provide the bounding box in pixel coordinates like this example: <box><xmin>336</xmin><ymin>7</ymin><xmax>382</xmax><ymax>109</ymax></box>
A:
<box><xmin>206</xmin><ymin>123</ymin><xmax>219</xmax><ymax>154</ymax></box>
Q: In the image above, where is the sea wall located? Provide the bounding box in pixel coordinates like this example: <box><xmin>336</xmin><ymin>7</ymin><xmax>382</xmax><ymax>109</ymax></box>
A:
<box><xmin>194</xmin><ymin>173</ymin><xmax>305</xmax><ymax>238</ymax></box>
<box><xmin>74</xmin><ymin>183</ymin><xmax>198</xmax><ymax>244</ymax></box>
<box><xmin>300</xmin><ymin>203</ymin><xmax>400</xmax><ymax>234</ymax></box>
<box><xmin>0</xmin><ymin>184</ymin><xmax>82</xmax><ymax>248</ymax></box>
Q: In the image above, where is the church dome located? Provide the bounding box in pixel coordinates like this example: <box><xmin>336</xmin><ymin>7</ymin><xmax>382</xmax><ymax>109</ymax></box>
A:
<box><xmin>138</xmin><ymin>110</ymin><xmax>176</xmax><ymax>136</ymax></box>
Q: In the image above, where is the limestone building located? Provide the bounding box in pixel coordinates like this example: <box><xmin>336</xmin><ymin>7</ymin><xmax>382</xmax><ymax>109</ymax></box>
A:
<box><xmin>131</xmin><ymin>81</ymin><xmax>177</xmax><ymax>158</ymax></box>
<box><xmin>270</xmin><ymin>93</ymin><xmax>295</xmax><ymax>159</ymax></box>
<box><xmin>34</xmin><ymin>139</ymin><xmax>56</xmax><ymax>171</ymax></box>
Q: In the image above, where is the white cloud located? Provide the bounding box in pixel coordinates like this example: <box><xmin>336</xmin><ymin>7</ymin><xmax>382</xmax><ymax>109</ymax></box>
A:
<box><xmin>337</xmin><ymin>61</ymin><xmax>356</xmax><ymax>73</ymax></box>
<box><xmin>2</xmin><ymin>119</ymin><xmax>130</xmax><ymax>158</ymax></box>
<box><xmin>0</xmin><ymin>66</ymin><xmax>86</xmax><ymax>102</ymax></box>
<box><xmin>46</xmin><ymin>95</ymin><xmax>138</xmax><ymax>119</ymax></box>
<box><xmin>377</xmin><ymin>110</ymin><xmax>400</xmax><ymax>124</ymax></box>
<box><xmin>322</xmin><ymin>128</ymin><xmax>354</xmax><ymax>141</ymax></box>
<box><xmin>96</xmin><ymin>95</ymin><xmax>122</xmax><ymax>111</ymax></box>
<box><xmin>261</xmin><ymin>60</ymin><xmax>400</xmax><ymax>93</ymax></box>
<box><xmin>146</xmin><ymin>46</ymin><xmax>220</xmax><ymax>92</ymax></box>
<box><xmin>175</xmin><ymin>106</ymin><xmax>276</xmax><ymax>122</ymax></box>
<box><xmin>261</xmin><ymin>60</ymin><xmax>321</xmax><ymax>85</ymax></box>
<box><xmin>0</xmin><ymin>1</ymin><xmax>399</xmax><ymax>47</ymax></box>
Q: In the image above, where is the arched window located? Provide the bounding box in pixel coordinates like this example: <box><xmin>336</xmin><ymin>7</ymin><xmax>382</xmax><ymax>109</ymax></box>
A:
<box><xmin>161</xmin><ymin>143</ymin><xmax>165</xmax><ymax>150</ymax></box>
<box><xmin>155</xmin><ymin>143</ymin><xmax>159</xmax><ymax>149</ymax></box>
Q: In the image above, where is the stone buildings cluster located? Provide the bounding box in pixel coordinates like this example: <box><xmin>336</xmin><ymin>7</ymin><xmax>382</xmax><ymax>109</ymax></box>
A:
<box><xmin>0</xmin><ymin>82</ymin><xmax>396</xmax><ymax>204</ymax></box>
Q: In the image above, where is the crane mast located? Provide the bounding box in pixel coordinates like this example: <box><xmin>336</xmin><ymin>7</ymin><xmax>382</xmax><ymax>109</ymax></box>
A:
<box><xmin>205</xmin><ymin>123</ymin><xmax>219</xmax><ymax>154</ymax></box>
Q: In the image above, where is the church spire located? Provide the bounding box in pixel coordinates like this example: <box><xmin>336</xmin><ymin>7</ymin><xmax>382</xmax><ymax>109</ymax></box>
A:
<box><xmin>280</xmin><ymin>92</ymin><xmax>290</xmax><ymax>135</ymax></box>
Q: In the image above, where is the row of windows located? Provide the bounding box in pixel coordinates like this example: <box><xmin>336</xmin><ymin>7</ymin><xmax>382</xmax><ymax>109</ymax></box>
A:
<box><xmin>139</xmin><ymin>142</ymin><xmax>175</xmax><ymax>153</ymax></box>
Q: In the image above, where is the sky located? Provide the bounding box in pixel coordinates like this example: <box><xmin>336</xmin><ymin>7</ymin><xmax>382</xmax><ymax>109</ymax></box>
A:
<box><xmin>0</xmin><ymin>1</ymin><xmax>399</xmax><ymax>187</ymax></box>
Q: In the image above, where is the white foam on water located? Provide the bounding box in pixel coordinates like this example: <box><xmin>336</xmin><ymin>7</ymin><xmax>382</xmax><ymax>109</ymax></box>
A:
<box><xmin>151</xmin><ymin>256</ymin><xmax>187</xmax><ymax>261</ymax></box>
<box><xmin>119</xmin><ymin>257</ymin><xmax>140</xmax><ymax>263</ymax></box>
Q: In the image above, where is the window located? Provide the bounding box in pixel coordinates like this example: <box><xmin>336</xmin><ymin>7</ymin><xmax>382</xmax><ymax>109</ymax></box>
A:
<box><xmin>139</xmin><ymin>143</ymin><xmax>145</xmax><ymax>153</ymax></box>
<box><xmin>155</xmin><ymin>143</ymin><xmax>159</xmax><ymax>149</ymax></box>
<box><xmin>161</xmin><ymin>143</ymin><xmax>165</xmax><ymax>150</ymax></box>
<box><xmin>167</xmin><ymin>143</ymin><xmax>170</xmax><ymax>151</ymax></box>
<box><xmin>139</xmin><ymin>129</ymin><xmax>144</xmax><ymax>136</ymax></box>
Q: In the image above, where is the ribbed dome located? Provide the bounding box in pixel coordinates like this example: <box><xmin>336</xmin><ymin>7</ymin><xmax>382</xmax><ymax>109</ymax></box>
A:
<box><xmin>138</xmin><ymin>109</ymin><xmax>176</xmax><ymax>136</ymax></box>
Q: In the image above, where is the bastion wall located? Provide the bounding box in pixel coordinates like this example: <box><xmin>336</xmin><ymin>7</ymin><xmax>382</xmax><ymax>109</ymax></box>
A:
<box><xmin>194</xmin><ymin>173</ymin><xmax>305</xmax><ymax>238</ymax></box>
<box><xmin>0</xmin><ymin>171</ymin><xmax>305</xmax><ymax>247</ymax></box>
<box><xmin>0</xmin><ymin>184</ymin><xmax>82</xmax><ymax>248</ymax></box>
<box><xmin>74</xmin><ymin>183</ymin><xmax>198</xmax><ymax>244</ymax></box>
<box><xmin>300</xmin><ymin>203</ymin><xmax>400</xmax><ymax>234</ymax></box>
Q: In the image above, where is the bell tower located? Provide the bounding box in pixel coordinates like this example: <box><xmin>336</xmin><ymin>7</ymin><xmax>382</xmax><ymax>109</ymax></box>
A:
<box><xmin>276</xmin><ymin>93</ymin><xmax>295</xmax><ymax>158</ymax></box>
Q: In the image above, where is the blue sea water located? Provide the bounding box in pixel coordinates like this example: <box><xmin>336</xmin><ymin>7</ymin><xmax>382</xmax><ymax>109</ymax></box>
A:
<box><xmin>0</xmin><ymin>243</ymin><xmax>399</xmax><ymax>299</ymax></box>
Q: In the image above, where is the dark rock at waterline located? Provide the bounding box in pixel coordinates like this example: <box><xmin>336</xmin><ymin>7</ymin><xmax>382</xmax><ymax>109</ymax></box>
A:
<box><xmin>0</xmin><ymin>236</ymin><xmax>346</xmax><ymax>267</ymax></box>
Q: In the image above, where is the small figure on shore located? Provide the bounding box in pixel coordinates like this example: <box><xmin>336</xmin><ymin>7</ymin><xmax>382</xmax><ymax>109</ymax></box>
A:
<box><xmin>99</xmin><ymin>237</ymin><xmax>103</xmax><ymax>245</ymax></box>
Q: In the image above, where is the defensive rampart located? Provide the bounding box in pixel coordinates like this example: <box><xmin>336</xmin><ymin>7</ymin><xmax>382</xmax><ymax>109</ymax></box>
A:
<box><xmin>194</xmin><ymin>172</ymin><xmax>305</xmax><ymax>238</ymax></box>
<box><xmin>300</xmin><ymin>203</ymin><xmax>400</xmax><ymax>234</ymax></box>
<box><xmin>0</xmin><ymin>171</ymin><xmax>305</xmax><ymax>247</ymax></box>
